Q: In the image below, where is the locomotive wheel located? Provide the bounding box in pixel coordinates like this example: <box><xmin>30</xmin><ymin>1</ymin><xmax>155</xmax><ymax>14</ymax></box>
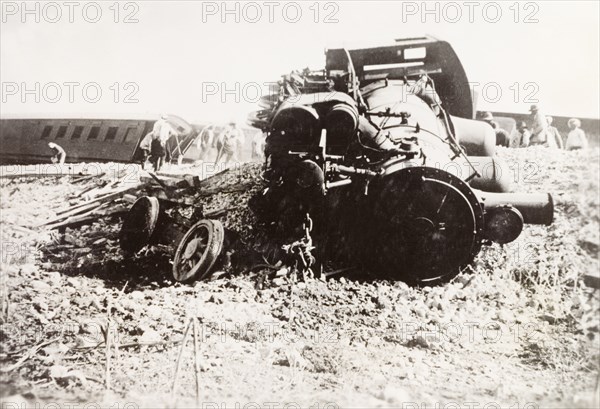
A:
<box><xmin>367</xmin><ymin>167</ymin><xmax>484</xmax><ymax>285</ymax></box>
<box><xmin>119</xmin><ymin>196</ymin><xmax>160</xmax><ymax>253</ymax></box>
<box><xmin>172</xmin><ymin>219</ymin><xmax>224</xmax><ymax>282</ymax></box>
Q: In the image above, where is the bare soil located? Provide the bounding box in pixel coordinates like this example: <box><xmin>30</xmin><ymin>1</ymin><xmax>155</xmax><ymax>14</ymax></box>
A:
<box><xmin>1</xmin><ymin>147</ymin><xmax>599</xmax><ymax>408</ymax></box>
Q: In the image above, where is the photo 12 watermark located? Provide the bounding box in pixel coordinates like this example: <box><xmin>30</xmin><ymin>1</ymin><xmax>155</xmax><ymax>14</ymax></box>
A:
<box><xmin>200</xmin><ymin>1</ymin><xmax>340</xmax><ymax>24</ymax></box>
<box><xmin>1</xmin><ymin>1</ymin><xmax>140</xmax><ymax>24</ymax></box>
<box><xmin>1</xmin><ymin>82</ymin><xmax>140</xmax><ymax>104</ymax></box>
<box><xmin>400</xmin><ymin>1</ymin><xmax>540</xmax><ymax>24</ymax></box>
<box><xmin>1</xmin><ymin>241</ymin><xmax>37</xmax><ymax>264</ymax></box>
<box><xmin>198</xmin><ymin>80</ymin><xmax>540</xmax><ymax>106</ymax></box>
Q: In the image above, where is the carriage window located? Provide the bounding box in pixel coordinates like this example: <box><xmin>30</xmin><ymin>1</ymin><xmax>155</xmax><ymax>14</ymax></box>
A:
<box><xmin>88</xmin><ymin>126</ymin><xmax>100</xmax><ymax>140</ymax></box>
<box><xmin>40</xmin><ymin>125</ymin><xmax>53</xmax><ymax>139</ymax></box>
<box><xmin>71</xmin><ymin>126</ymin><xmax>84</xmax><ymax>139</ymax></box>
<box><xmin>123</xmin><ymin>127</ymin><xmax>136</xmax><ymax>142</ymax></box>
<box><xmin>404</xmin><ymin>47</ymin><xmax>426</xmax><ymax>60</ymax></box>
<box><xmin>56</xmin><ymin>126</ymin><xmax>68</xmax><ymax>139</ymax></box>
<box><xmin>105</xmin><ymin>127</ymin><xmax>118</xmax><ymax>141</ymax></box>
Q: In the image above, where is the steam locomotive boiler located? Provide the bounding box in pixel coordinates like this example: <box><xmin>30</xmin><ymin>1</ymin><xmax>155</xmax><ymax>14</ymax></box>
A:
<box><xmin>248</xmin><ymin>36</ymin><xmax>554</xmax><ymax>285</ymax></box>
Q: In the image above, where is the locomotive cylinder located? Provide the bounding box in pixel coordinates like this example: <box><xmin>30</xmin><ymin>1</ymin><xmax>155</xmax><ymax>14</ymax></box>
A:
<box><xmin>477</xmin><ymin>191</ymin><xmax>554</xmax><ymax>225</ymax></box>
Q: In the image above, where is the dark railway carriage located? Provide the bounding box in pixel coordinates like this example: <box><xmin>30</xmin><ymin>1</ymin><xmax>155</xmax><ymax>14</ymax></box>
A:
<box><xmin>0</xmin><ymin>115</ymin><xmax>156</xmax><ymax>164</ymax></box>
<box><xmin>0</xmin><ymin>114</ymin><xmax>202</xmax><ymax>164</ymax></box>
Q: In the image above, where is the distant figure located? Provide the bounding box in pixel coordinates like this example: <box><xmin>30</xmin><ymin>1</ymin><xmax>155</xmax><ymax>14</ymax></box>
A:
<box><xmin>216</xmin><ymin>122</ymin><xmax>244</xmax><ymax>164</ymax></box>
<box><xmin>510</xmin><ymin>121</ymin><xmax>531</xmax><ymax>148</ymax></box>
<box><xmin>138</xmin><ymin>132</ymin><xmax>154</xmax><ymax>169</ymax></box>
<box><xmin>481</xmin><ymin>111</ymin><xmax>497</xmax><ymax>127</ymax></box>
<box><xmin>152</xmin><ymin>114</ymin><xmax>169</xmax><ymax>139</ymax></box>
<box><xmin>565</xmin><ymin>118</ymin><xmax>589</xmax><ymax>150</ymax></box>
<box><xmin>150</xmin><ymin>133</ymin><xmax>167</xmax><ymax>171</ymax></box>
<box><xmin>528</xmin><ymin>104</ymin><xmax>549</xmax><ymax>146</ymax></box>
<box><xmin>151</xmin><ymin>114</ymin><xmax>178</xmax><ymax>167</ymax></box>
<box><xmin>197</xmin><ymin>125</ymin><xmax>215</xmax><ymax>162</ymax></box>
<box><xmin>545</xmin><ymin>116</ymin><xmax>564</xmax><ymax>149</ymax></box>
<box><xmin>252</xmin><ymin>131</ymin><xmax>267</xmax><ymax>161</ymax></box>
<box><xmin>48</xmin><ymin>142</ymin><xmax>66</xmax><ymax>164</ymax></box>
<box><xmin>481</xmin><ymin>111</ymin><xmax>509</xmax><ymax>147</ymax></box>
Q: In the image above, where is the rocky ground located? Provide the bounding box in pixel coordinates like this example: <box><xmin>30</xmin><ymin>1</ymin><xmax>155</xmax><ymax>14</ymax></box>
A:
<box><xmin>0</xmin><ymin>147</ymin><xmax>599</xmax><ymax>408</ymax></box>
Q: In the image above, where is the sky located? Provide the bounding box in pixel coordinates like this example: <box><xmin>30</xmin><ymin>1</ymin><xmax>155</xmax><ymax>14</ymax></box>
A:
<box><xmin>1</xmin><ymin>0</ymin><xmax>599</xmax><ymax>124</ymax></box>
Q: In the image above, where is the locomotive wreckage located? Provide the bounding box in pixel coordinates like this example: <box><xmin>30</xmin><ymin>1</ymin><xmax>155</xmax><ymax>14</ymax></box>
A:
<box><xmin>119</xmin><ymin>36</ymin><xmax>554</xmax><ymax>285</ymax></box>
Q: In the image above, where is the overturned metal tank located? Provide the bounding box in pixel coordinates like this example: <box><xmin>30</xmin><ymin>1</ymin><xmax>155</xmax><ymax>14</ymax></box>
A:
<box><xmin>248</xmin><ymin>36</ymin><xmax>554</xmax><ymax>285</ymax></box>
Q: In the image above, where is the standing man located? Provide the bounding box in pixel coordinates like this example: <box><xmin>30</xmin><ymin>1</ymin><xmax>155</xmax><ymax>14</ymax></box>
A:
<box><xmin>48</xmin><ymin>142</ymin><xmax>66</xmax><ymax>164</ymax></box>
<box><xmin>481</xmin><ymin>111</ymin><xmax>509</xmax><ymax>147</ymax></box>
<box><xmin>150</xmin><ymin>133</ymin><xmax>166</xmax><ymax>171</ymax></box>
<box><xmin>481</xmin><ymin>111</ymin><xmax>498</xmax><ymax>128</ymax></box>
<box><xmin>197</xmin><ymin>125</ymin><xmax>215</xmax><ymax>162</ymax></box>
<box><xmin>565</xmin><ymin>118</ymin><xmax>589</xmax><ymax>150</ymax></box>
<box><xmin>152</xmin><ymin>114</ymin><xmax>169</xmax><ymax>139</ymax></box>
<box><xmin>156</xmin><ymin>115</ymin><xmax>178</xmax><ymax>143</ymax></box>
<box><xmin>138</xmin><ymin>132</ymin><xmax>154</xmax><ymax>169</ymax></box>
<box><xmin>545</xmin><ymin>116</ymin><xmax>564</xmax><ymax>149</ymax></box>
<box><xmin>510</xmin><ymin>121</ymin><xmax>531</xmax><ymax>148</ymax></box>
<box><xmin>528</xmin><ymin>104</ymin><xmax>549</xmax><ymax>146</ymax></box>
<box><xmin>216</xmin><ymin>122</ymin><xmax>244</xmax><ymax>164</ymax></box>
<box><xmin>151</xmin><ymin>114</ymin><xmax>177</xmax><ymax>168</ymax></box>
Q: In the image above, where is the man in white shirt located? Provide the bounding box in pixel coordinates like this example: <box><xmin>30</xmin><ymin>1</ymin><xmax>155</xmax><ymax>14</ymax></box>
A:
<box><xmin>566</xmin><ymin>118</ymin><xmax>589</xmax><ymax>150</ymax></box>
<box><xmin>216</xmin><ymin>122</ymin><xmax>244</xmax><ymax>163</ymax></box>
<box><xmin>48</xmin><ymin>142</ymin><xmax>66</xmax><ymax>164</ymax></box>
<box><xmin>154</xmin><ymin>114</ymin><xmax>178</xmax><ymax>145</ymax></box>
<box><xmin>150</xmin><ymin>114</ymin><xmax>179</xmax><ymax>168</ymax></box>
<box><xmin>545</xmin><ymin>116</ymin><xmax>564</xmax><ymax>149</ymax></box>
<box><xmin>528</xmin><ymin>105</ymin><xmax>548</xmax><ymax>146</ymax></box>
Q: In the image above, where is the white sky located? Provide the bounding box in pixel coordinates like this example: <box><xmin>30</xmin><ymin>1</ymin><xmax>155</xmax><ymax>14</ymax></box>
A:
<box><xmin>1</xmin><ymin>0</ymin><xmax>599</xmax><ymax>123</ymax></box>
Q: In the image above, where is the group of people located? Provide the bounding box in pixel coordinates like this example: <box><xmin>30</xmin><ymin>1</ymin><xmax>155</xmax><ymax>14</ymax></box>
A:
<box><xmin>135</xmin><ymin>117</ymin><xmax>268</xmax><ymax>171</ymax></box>
<box><xmin>195</xmin><ymin>122</ymin><xmax>266</xmax><ymax>164</ymax></box>
<box><xmin>482</xmin><ymin>105</ymin><xmax>589</xmax><ymax>150</ymax></box>
<box><xmin>196</xmin><ymin>122</ymin><xmax>244</xmax><ymax>164</ymax></box>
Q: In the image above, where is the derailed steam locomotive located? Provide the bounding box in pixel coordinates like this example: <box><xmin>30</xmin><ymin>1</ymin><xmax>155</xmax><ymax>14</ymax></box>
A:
<box><xmin>247</xmin><ymin>36</ymin><xmax>553</xmax><ymax>285</ymax></box>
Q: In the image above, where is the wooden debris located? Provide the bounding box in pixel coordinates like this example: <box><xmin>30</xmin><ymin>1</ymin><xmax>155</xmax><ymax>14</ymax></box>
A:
<box><xmin>0</xmin><ymin>337</ymin><xmax>61</xmax><ymax>373</ymax></box>
<box><xmin>71</xmin><ymin>173</ymin><xmax>105</xmax><ymax>184</ymax></box>
<box><xmin>38</xmin><ymin>202</ymin><xmax>103</xmax><ymax>227</ymax></box>
<box><xmin>184</xmin><ymin>175</ymin><xmax>201</xmax><ymax>188</ymax></box>
<box><xmin>141</xmin><ymin>173</ymin><xmax>189</xmax><ymax>189</ymax></box>
<box><xmin>146</xmin><ymin>172</ymin><xmax>170</xmax><ymax>190</ymax></box>
<box><xmin>122</xmin><ymin>194</ymin><xmax>138</xmax><ymax>204</ymax></box>
<box><xmin>45</xmin><ymin>205</ymin><xmax>128</xmax><ymax>230</ymax></box>
<box><xmin>5</xmin><ymin>224</ymin><xmax>37</xmax><ymax>235</ymax></box>
<box><xmin>196</xmin><ymin>168</ymin><xmax>231</xmax><ymax>188</ymax></box>
<box><xmin>171</xmin><ymin>318</ymin><xmax>194</xmax><ymax>399</ymax></box>
<box><xmin>56</xmin><ymin>186</ymin><xmax>140</xmax><ymax>216</ymax></box>
<box><xmin>584</xmin><ymin>272</ymin><xmax>600</xmax><ymax>290</ymax></box>
<box><xmin>204</xmin><ymin>207</ymin><xmax>234</xmax><ymax>218</ymax></box>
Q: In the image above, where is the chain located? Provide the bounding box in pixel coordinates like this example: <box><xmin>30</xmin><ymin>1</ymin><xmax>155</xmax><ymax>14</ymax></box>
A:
<box><xmin>282</xmin><ymin>213</ymin><xmax>315</xmax><ymax>278</ymax></box>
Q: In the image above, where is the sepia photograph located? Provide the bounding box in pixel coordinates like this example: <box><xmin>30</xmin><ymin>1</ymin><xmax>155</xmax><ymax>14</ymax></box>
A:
<box><xmin>0</xmin><ymin>1</ymin><xmax>599</xmax><ymax>408</ymax></box>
